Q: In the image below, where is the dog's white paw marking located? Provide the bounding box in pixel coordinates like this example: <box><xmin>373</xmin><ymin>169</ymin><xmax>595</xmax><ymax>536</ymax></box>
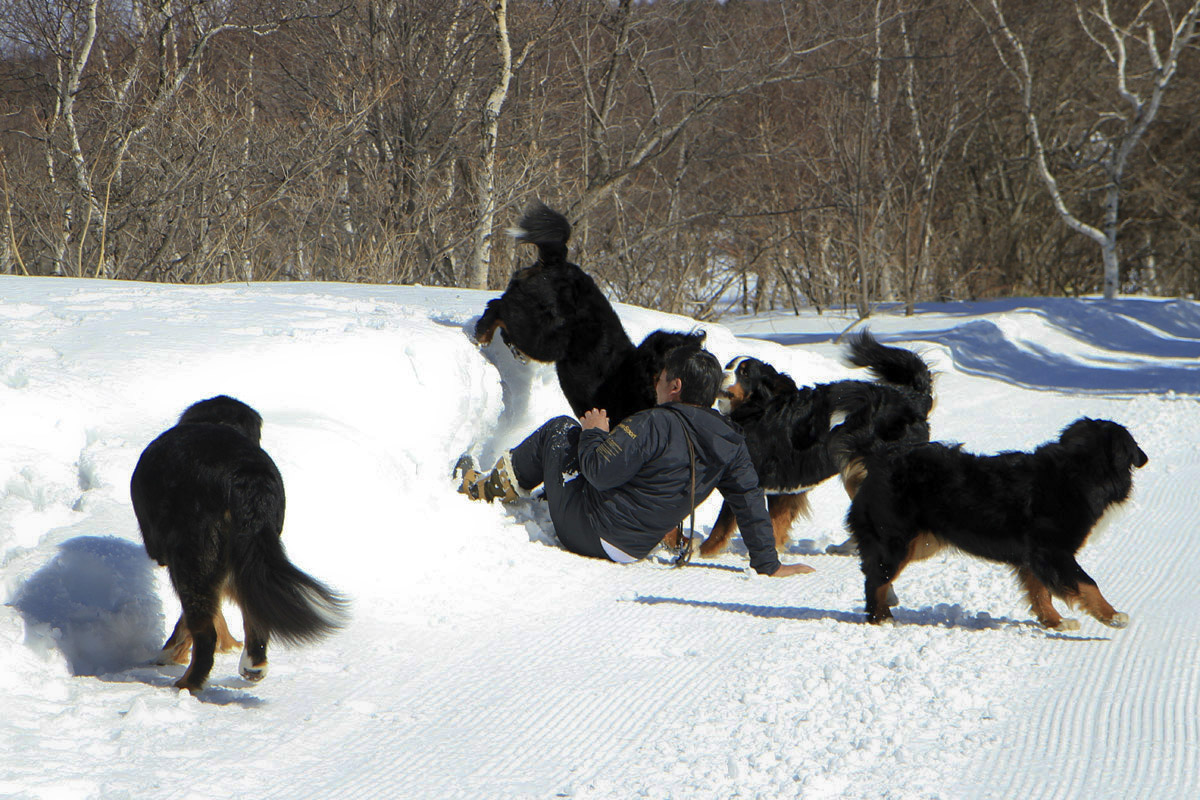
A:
<box><xmin>1052</xmin><ymin>618</ymin><xmax>1081</xmax><ymax>632</ymax></box>
<box><xmin>1104</xmin><ymin>612</ymin><xmax>1130</xmax><ymax>628</ymax></box>
<box><xmin>239</xmin><ymin>650</ymin><xmax>268</xmax><ymax>681</ymax></box>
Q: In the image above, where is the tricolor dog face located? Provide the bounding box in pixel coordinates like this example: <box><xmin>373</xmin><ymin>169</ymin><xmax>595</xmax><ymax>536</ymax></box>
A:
<box><xmin>701</xmin><ymin>335</ymin><xmax>935</xmax><ymax>560</ymax></box>
<box><xmin>716</xmin><ymin>356</ymin><xmax>796</xmax><ymax>415</ymax></box>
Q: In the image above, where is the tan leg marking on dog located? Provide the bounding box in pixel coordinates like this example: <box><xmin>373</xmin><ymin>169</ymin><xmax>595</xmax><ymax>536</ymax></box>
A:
<box><xmin>661</xmin><ymin>527</ymin><xmax>680</xmax><ymax>551</ymax></box>
<box><xmin>907</xmin><ymin>532</ymin><xmax>943</xmax><ymax>562</ymax></box>
<box><xmin>868</xmin><ymin>538</ymin><xmax>931</xmax><ymax>623</ymax></box>
<box><xmin>1017</xmin><ymin>568</ymin><xmax>1072</xmax><ymax>629</ymax></box>
<box><xmin>158</xmin><ymin>614</ymin><xmax>193</xmax><ymax>665</ymax></box>
<box><xmin>769</xmin><ymin>493</ymin><xmax>811</xmax><ymax>551</ymax></box>
<box><xmin>476</xmin><ymin>319</ymin><xmax>506</xmax><ymax>346</ymax></box>
<box><xmin>871</xmin><ymin>582</ymin><xmax>897</xmax><ymax>622</ymax></box>
<box><xmin>699</xmin><ymin>504</ymin><xmax>738</xmax><ymax>556</ymax></box>
<box><xmin>1068</xmin><ymin>582</ymin><xmax>1128</xmax><ymax>628</ymax></box>
<box><xmin>214</xmin><ymin>611</ymin><xmax>242</xmax><ymax>653</ymax></box>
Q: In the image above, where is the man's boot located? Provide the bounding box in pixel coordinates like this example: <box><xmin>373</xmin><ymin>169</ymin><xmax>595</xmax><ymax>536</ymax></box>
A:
<box><xmin>455</xmin><ymin>455</ymin><xmax>520</xmax><ymax>503</ymax></box>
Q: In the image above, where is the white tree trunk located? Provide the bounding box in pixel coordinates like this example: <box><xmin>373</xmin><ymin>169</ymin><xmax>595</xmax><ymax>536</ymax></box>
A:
<box><xmin>469</xmin><ymin>0</ymin><xmax>514</xmax><ymax>290</ymax></box>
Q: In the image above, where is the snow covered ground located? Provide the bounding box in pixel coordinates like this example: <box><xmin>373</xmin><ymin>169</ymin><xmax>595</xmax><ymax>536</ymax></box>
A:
<box><xmin>1</xmin><ymin>276</ymin><xmax>1197</xmax><ymax>799</ymax></box>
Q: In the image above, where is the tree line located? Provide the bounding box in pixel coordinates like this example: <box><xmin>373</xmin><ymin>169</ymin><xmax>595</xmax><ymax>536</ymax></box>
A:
<box><xmin>1</xmin><ymin>0</ymin><xmax>1198</xmax><ymax>317</ymax></box>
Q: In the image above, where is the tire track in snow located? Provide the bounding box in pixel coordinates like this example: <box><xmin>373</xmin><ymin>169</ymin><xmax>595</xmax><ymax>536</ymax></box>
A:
<box><xmin>237</xmin><ymin>568</ymin><xmax>787</xmax><ymax>800</ymax></box>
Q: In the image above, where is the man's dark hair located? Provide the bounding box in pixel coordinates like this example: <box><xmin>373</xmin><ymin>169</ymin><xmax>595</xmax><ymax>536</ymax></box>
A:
<box><xmin>663</xmin><ymin>345</ymin><xmax>721</xmax><ymax>407</ymax></box>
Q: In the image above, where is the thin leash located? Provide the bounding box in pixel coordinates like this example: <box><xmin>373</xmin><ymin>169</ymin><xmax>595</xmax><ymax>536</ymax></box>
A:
<box><xmin>664</xmin><ymin>406</ymin><xmax>697</xmax><ymax>567</ymax></box>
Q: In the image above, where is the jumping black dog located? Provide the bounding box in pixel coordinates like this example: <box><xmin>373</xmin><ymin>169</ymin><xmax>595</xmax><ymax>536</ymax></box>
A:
<box><xmin>474</xmin><ymin>202</ymin><xmax>704</xmax><ymax>426</ymax></box>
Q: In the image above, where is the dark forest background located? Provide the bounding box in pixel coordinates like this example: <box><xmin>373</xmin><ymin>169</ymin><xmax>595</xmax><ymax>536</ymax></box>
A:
<box><xmin>2</xmin><ymin>0</ymin><xmax>1198</xmax><ymax>318</ymax></box>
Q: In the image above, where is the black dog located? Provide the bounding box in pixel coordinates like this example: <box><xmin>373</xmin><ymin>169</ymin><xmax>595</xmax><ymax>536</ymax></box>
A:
<box><xmin>700</xmin><ymin>332</ymin><xmax>933</xmax><ymax>556</ymax></box>
<box><xmin>474</xmin><ymin>201</ymin><xmax>704</xmax><ymax>426</ymax></box>
<box><xmin>131</xmin><ymin>395</ymin><xmax>347</xmax><ymax>692</ymax></box>
<box><xmin>838</xmin><ymin>417</ymin><xmax>1147</xmax><ymax>629</ymax></box>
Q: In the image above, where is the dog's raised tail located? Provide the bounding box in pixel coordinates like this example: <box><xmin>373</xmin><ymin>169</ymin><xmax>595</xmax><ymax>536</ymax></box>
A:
<box><xmin>846</xmin><ymin>330</ymin><xmax>933</xmax><ymax>401</ymax></box>
<box><xmin>229</xmin><ymin>490</ymin><xmax>349</xmax><ymax>646</ymax></box>
<box><xmin>509</xmin><ymin>201</ymin><xmax>571</xmax><ymax>266</ymax></box>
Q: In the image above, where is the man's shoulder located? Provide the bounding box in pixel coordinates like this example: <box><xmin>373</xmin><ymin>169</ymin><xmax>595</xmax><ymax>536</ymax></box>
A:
<box><xmin>616</xmin><ymin>406</ymin><xmax>670</xmax><ymax>437</ymax></box>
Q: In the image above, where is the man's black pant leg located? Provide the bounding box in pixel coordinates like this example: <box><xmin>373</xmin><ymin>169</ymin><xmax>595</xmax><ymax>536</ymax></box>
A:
<box><xmin>509</xmin><ymin>416</ymin><xmax>607</xmax><ymax>560</ymax></box>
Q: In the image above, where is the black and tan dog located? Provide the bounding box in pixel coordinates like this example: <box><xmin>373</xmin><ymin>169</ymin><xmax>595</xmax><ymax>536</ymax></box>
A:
<box><xmin>474</xmin><ymin>201</ymin><xmax>704</xmax><ymax>427</ymax></box>
<box><xmin>131</xmin><ymin>395</ymin><xmax>347</xmax><ymax>692</ymax></box>
<box><xmin>837</xmin><ymin>417</ymin><xmax>1147</xmax><ymax>629</ymax></box>
<box><xmin>700</xmin><ymin>333</ymin><xmax>934</xmax><ymax>556</ymax></box>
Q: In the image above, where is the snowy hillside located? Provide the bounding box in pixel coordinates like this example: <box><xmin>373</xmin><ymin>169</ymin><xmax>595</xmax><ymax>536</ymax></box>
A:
<box><xmin>1</xmin><ymin>276</ymin><xmax>1197</xmax><ymax>799</ymax></box>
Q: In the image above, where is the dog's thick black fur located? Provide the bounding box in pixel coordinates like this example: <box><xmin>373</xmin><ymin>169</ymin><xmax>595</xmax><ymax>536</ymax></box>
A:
<box><xmin>474</xmin><ymin>201</ymin><xmax>704</xmax><ymax>426</ymax></box>
<box><xmin>838</xmin><ymin>417</ymin><xmax>1147</xmax><ymax>629</ymax></box>
<box><xmin>131</xmin><ymin>395</ymin><xmax>347</xmax><ymax>692</ymax></box>
<box><xmin>700</xmin><ymin>332</ymin><xmax>934</xmax><ymax>556</ymax></box>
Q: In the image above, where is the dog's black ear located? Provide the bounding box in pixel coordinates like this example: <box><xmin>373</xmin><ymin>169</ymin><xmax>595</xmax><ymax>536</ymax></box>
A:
<box><xmin>1111</xmin><ymin>424</ymin><xmax>1148</xmax><ymax>470</ymax></box>
<box><xmin>763</xmin><ymin>372</ymin><xmax>796</xmax><ymax>397</ymax></box>
<box><xmin>750</xmin><ymin>359</ymin><xmax>797</xmax><ymax>398</ymax></box>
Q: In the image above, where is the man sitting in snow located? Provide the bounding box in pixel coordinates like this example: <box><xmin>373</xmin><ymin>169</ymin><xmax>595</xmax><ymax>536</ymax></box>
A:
<box><xmin>458</xmin><ymin>344</ymin><xmax>814</xmax><ymax>578</ymax></box>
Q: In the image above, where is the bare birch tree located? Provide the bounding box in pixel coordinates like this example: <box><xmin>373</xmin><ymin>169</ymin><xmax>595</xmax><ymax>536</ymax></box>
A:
<box><xmin>977</xmin><ymin>0</ymin><xmax>1200</xmax><ymax>299</ymax></box>
<box><xmin>468</xmin><ymin>0</ymin><xmax>540</xmax><ymax>289</ymax></box>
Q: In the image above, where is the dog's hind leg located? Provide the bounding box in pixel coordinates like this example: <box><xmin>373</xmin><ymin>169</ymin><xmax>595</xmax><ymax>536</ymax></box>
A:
<box><xmin>238</xmin><ymin>618</ymin><xmax>269</xmax><ymax>682</ymax></box>
<box><xmin>174</xmin><ymin>597</ymin><xmax>219</xmax><ymax>693</ymax></box>
<box><xmin>699</xmin><ymin>501</ymin><xmax>738</xmax><ymax>556</ymax></box>
<box><xmin>860</xmin><ymin>532</ymin><xmax>926</xmax><ymax>623</ymax></box>
<box><xmin>214</xmin><ymin>609</ymin><xmax>243</xmax><ymax>653</ymax></box>
<box><xmin>1017</xmin><ymin>567</ymin><xmax>1077</xmax><ymax>631</ymax></box>
<box><xmin>860</xmin><ymin>545</ymin><xmax>904</xmax><ymax>624</ymax></box>
<box><xmin>156</xmin><ymin>613</ymin><xmax>192</xmax><ymax>665</ymax></box>
<box><xmin>660</xmin><ymin>526</ymin><xmax>681</xmax><ymax>552</ymax></box>
<box><xmin>768</xmin><ymin>493</ymin><xmax>811</xmax><ymax>552</ymax></box>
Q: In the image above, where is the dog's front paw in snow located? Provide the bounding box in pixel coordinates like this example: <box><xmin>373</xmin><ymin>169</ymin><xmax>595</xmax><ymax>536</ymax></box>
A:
<box><xmin>1102</xmin><ymin>612</ymin><xmax>1130</xmax><ymax>628</ymax></box>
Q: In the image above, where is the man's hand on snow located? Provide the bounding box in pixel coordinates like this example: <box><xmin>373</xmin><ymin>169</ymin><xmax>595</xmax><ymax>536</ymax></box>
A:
<box><xmin>772</xmin><ymin>562</ymin><xmax>815</xmax><ymax>577</ymax></box>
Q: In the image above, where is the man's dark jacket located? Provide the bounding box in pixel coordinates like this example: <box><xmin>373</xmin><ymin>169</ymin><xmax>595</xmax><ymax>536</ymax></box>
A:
<box><xmin>576</xmin><ymin>402</ymin><xmax>781</xmax><ymax>575</ymax></box>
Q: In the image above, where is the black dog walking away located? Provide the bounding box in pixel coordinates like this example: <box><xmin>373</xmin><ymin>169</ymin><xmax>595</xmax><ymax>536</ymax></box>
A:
<box><xmin>131</xmin><ymin>395</ymin><xmax>348</xmax><ymax>692</ymax></box>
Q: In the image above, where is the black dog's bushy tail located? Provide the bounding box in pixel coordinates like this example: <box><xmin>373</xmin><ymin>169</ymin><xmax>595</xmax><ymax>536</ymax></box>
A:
<box><xmin>510</xmin><ymin>201</ymin><xmax>571</xmax><ymax>266</ymax></box>
<box><xmin>846</xmin><ymin>330</ymin><xmax>933</xmax><ymax>401</ymax></box>
<box><xmin>230</xmin><ymin>486</ymin><xmax>349</xmax><ymax>646</ymax></box>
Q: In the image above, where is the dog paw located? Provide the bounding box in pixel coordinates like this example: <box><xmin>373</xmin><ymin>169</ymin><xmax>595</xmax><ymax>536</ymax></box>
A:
<box><xmin>825</xmin><ymin>538</ymin><xmax>859</xmax><ymax>556</ymax></box>
<box><xmin>239</xmin><ymin>651</ymin><xmax>269</xmax><ymax>682</ymax></box>
<box><xmin>1103</xmin><ymin>612</ymin><xmax>1130</xmax><ymax>629</ymax></box>
<box><xmin>1049</xmin><ymin>618</ymin><xmax>1081</xmax><ymax>632</ymax></box>
<box><xmin>240</xmin><ymin>665</ymin><xmax>267</xmax><ymax>682</ymax></box>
